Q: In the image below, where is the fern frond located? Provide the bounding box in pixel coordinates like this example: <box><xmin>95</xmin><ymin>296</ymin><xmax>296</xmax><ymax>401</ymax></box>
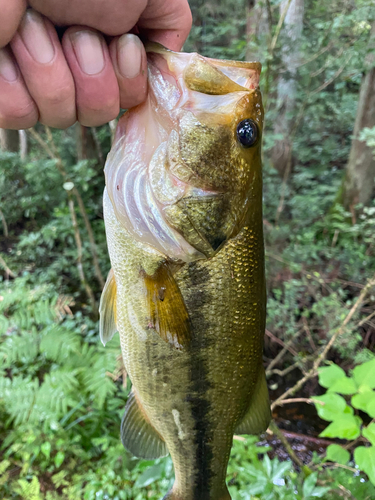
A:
<box><xmin>0</xmin><ymin>330</ymin><xmax>39</xmax><ymax>367</ymax></box>
<box><xmin>82</xmin><ymin>349</ymin><xmax>117</xmax><ymax>409</ymax></box>
<box><xmin>40</xmin><ymin>326</ymin><xmax>81</xmax><ymax>363</ymax></box>
<box><xmin>0</xmin><ymin>376</ymin><xmax>39</xmax><ymax>425</ymax></box>
<box><xmin>36</xmin><ymin>370</ymin><xmax>80</xmax><ymax>420</ymax></box>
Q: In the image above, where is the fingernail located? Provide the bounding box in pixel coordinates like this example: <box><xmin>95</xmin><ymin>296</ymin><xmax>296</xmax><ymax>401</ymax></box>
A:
<box><xmin>71</xmin><ymin>30</ymin><xmax>105</xmax><ymax>75</ymax></box>
<box><xmin>19</xmin><ymin>10</ymin><xmax>55</xmax><ymax>64</ymax></box>
<box><xmin>0</xmin><ymin>49</ymin><xmax>18</xmax><ymax>82</ymax></box>
<box><xmin>118</xmin><ymin>34</ymin><xmax>143</xmax><ymax>78</ymax></box>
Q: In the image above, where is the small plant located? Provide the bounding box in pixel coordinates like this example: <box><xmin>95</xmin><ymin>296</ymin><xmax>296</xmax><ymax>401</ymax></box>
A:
<box><xmin>313</xmin><ymin>359</ymin><xmax>375</xmax><ymax>484</ymax></box>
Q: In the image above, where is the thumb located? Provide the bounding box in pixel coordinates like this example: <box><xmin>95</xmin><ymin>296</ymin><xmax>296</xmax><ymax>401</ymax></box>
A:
<box><xmin>0</xmin><ymin>0</ymin><xmax>27</xmax><ymax>47</ymax></box>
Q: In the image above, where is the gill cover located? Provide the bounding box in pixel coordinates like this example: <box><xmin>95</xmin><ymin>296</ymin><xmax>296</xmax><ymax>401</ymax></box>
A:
<box><xmin>104</xmin><ymin>44</ymin><xmax>263</xmax><ymax>262</ymax></box>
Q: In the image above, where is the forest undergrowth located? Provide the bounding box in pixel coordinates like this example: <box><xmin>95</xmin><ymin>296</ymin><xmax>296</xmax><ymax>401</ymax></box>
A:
<box><xmin>1</xmin><ymin>0</ymin><xmax>375</xmax><ymax>499</ymax></box>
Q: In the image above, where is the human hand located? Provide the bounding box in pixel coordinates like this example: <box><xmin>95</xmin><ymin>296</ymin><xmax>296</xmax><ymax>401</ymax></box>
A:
<box><xmin>0</xmin><ymin>0</ymin><xmax>192</xmax><ymax>129</ymax></box>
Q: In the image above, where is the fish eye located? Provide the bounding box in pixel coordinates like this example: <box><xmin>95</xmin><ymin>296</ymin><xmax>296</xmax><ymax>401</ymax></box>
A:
<box><xmin>236</xmin><ymin>119</ymin><xmax>258</xmax><ymax>148</ymax></box>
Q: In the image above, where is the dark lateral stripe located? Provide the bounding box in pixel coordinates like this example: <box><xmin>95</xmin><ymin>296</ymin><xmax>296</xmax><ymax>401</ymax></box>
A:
<box><xmin>184</xmin><ymin>262</ymin><xmax>214</xmax><ymax>498</ymax></box>
<box><xmin>190</xmin><ymin>390</ymin><xmax>213</xmax><ymax>498</ymax></box>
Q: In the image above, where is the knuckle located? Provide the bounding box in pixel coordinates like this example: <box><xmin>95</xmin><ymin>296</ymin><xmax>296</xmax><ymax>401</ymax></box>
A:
<box><xmin>43</xmin><ymin>84</ymin><xmax>74</xmax><ymax>108</ymax></box>
<box><xmin>0</xmin><ymin>101</ymin><xmax>38</xmax><ymax>128</ymax></box>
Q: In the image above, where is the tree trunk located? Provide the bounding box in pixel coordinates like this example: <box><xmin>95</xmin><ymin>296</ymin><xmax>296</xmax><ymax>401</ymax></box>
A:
<box><xmin>0</xmin><ymin>129</ymin><xmax>19</xmax><ymax>152</ymax></box>
<box><xmin>340</xmin><ymin>23</ymin><xmax>375</xmax><ymax>210</ymax></box>
<box><xmin>245</xmin><ymin>0</ymin><xmax>257</xmax><ymax>61</ymax></box>
<box><xmin>271</xmin><ymin>0</ymin><xmax>304</xmax><ymax>176</ymax></box>
<box><xmin>76</xmin><ymin>124</ymin><xmax>97</xmax><ymax>161</ymax></box>
<box><xmin>19</xmin><ymin>130</ymin><xmax>28</xmax><ymax>160</ymax></box>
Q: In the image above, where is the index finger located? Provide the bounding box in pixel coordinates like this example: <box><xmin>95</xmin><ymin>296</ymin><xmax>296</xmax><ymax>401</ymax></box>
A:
<box><xmin>0</xmin><ymin>0</ymin><xmax>27</xmax><ymax>47</ymax></box>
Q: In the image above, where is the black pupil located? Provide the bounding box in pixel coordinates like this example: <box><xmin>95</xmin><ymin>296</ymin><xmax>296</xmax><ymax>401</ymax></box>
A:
<box><xmin>237</xmin><ymin>119</ymin><xmax>258</xmax><ymax>147</ymax></box>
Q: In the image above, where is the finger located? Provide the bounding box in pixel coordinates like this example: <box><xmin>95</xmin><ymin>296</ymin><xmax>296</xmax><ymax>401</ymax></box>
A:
<box><xmin>29</xmin><ymin>0</ymin><xmax>192</xmax><ymax>50</ymax></box>
<box><xmin>138</xmin><ymin>0</ymin><xmax>192</xmax><ymax>51</ymax></box>
<box><xmin>10</xmin><ymin>10</ymin><xmax>76</xmax><ymax>129</ymax></box>
<box><xmin>29</xmin><ymin>0</ymin><xmax>146</xmax><ymax>36</ymax></box>
<box><xmin>109</xmin><ymin>34</ymin><xmax>147</xmax><ymax>110</ymax></box>
<box><xmin>0</xmin><ymin>47</ymin><xmax>38</xmax><ymax>129</ymax></box>
<box><xmin>0</xmin><ymin>0</ymin><xmax>27</xmax><ymax>48</ymax></box>
<box><xmin>62</xmin><ymin>27</ymin><xmax>119</xmax><ymax>127</ymax></box>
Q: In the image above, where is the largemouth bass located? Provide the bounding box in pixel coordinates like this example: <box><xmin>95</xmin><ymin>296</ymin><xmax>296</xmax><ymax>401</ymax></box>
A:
<box><xmin>100</xmin><ymin>43</ymin><xmax>270</xmax><ymax>500</ymax></box>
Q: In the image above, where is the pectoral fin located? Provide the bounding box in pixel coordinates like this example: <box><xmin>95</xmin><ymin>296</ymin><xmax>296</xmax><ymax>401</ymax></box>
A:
<box><xmin>99</xmin><ymin>269</ymin><xmax>117</xmax><ymax>346</ymax></box>
<box><xmin>121</xmin><ymin>391</ymin><xmax>168</xmax><ymax>459</ymax></box>
<box><xmin>142</xmin><ymin>262</ymin><xmax>192</xmax><ymax>350</ymax></box>
<box><xmin>235</xmin><ymin>369</ymin><xmax>271</xmax><ymax>435</ymax></box>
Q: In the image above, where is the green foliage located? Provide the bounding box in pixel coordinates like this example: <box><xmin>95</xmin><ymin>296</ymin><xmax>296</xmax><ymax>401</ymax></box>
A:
<box><xmin>313</xmin><ymin>362</ymin><xmax>375</xmax><ymax>485</ymax></box>
<box><xmin>324</xmin><ymin>444</ymin><xmax>350</xmax><ymax>465</ymax></box>
<box><xmin>360</xmin><ymin>126</ymin><xmax>375</xmax><ymax>155</ymax></box>
<box><xmin>1</xmin><ymin>1</ymin><xmax>375</xmax><ymax>498</ymax></box>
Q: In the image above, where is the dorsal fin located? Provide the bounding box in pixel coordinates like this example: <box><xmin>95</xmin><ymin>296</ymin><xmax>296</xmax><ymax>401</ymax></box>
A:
<box><xmin>235</xmin><ymin>368</ymin><xmax>271</xmax><ymax>435</ymax></box>
<box><xmin>99</xmin><ymin>269</ymin><xmax>117</xmax><ymax>346</ymax></box>
<box><xmin>121</xmin><ymin>391</ymin><xmax>168</xmax><ymax>459</ymax></box>
<box><xmin>141</xmin><ymin>262</ymin><xmax>192</xmax><ymax>350</ymax></box>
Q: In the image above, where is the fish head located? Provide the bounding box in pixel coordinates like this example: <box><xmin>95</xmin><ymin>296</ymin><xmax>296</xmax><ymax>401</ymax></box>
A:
<box><xmin>104</xmin><ymin>44</ymin><xmax>263</xmax><ymax>261</ymax></box>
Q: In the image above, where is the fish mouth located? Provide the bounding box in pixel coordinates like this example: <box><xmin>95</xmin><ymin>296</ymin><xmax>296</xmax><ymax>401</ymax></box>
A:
<box><xmin>145</xmin><ymin>42</ymin><xmax>261</xmax><ymax>92</ymax></box>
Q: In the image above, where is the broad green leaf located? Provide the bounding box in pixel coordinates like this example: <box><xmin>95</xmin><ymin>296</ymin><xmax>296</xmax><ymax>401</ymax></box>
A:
<box><xmin>367</xmin><ymin>399</ymin><xmax>375</xmax><ymax>419</ymax></box>
<box><xmin>353</xmin><ymin>359</ymin><xmax>375</xmax><ymax>389</ymax></box>
<box><xmin>310</xmin><ymin>486</ymin><xmax>333</xmax><ymax>497</ymax></box>
<box><xmin>354</xmin><ymin>446</ymin><xmax>375</xmax><ymax>486</ymax></box>
<box><xmin>363</xmin><ymin>423</ymin><xmax>375</xmax><ymax>446</ymax></box>
<box><xmin>328</xmin><ymin>376</ymin><xmax>357</xmax><ymax>395</ymax></box>
<box><xmin>263</xmin><ymin>453</ymin><xmax>272</xmax><ymax>478</ymax></box>
<box><xmin>134</xmin><ymin>463</ymin><xmax>164</xmax><ymax>488</ymax></box>
<box><xmin>303</xmin><ymin>471</ymin><xmax>317</xmax><ymax>498</ymax></box>
<box><xmin>0</xmin><ymin>459</ymin><xmax>10</xmax><ymax>475</ymax></box>
<box><xmin>320</xmin><ymin>415</ymin><xmax>362</xmax><ymax>440</ymax></box>
<box><xmin>358</xmin><ymin>384</ymin><xmax>373</xmax><ymax>393</ymax></box>
<box><xmin>318</xmin><ymin>365</ymin><xmax>346</xmax><ymax>389</ymax></box>
<box><xmin>271</xmin><ymin>460</ymin><xmax>292</xmax><ymax>481</ymax></box>
<box><xmin>352</xmin><ymin>390</ymin><xmax>375</xmax><ymax>416</ymax></box>
<box><xmin>343</xmin><ymin>404</ymin><xmax>354</xmax><ymax>415</ymax></box>
<box><xmin>41</xmin><ymin>442</ymin><xmax>51</xmax><ymax>459</ymax></box>
<box><xmin>54</xmin><ymin>451</ymin><xmax>65</xmax><ymax>468</ymax></box>
<box><xmin>325</xmin><ymin>444</ymin><xmax>350</xmax><ymax>465</ymax></box>
<box><xmin>313</xmin><ymin>393</ymin><xmax>347</xmax><ymax>421</ymax></box>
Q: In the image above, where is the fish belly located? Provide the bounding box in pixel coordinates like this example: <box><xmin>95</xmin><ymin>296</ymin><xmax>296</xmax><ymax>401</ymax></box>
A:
<box><xmin>104</xmin><ymin>189</ymin><xmax>265</xmax><ymax>500</ymax></box>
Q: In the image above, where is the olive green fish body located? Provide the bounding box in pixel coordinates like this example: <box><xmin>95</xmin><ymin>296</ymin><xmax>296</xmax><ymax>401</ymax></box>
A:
<box><xmin>100</xmin><ymin>45</ymin><xmax>270</xmax><ymax>500</ymax></box>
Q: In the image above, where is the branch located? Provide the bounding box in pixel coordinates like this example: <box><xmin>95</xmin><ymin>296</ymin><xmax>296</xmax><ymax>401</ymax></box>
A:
<box><xmin>310</xmin><ymin>54</ymin><xmax>353</xmax><ymax>95</ymax></box>
<box><xmin>270</xmin><ymin>0</ymin><xmax>293</xmax><ymax>52</ymax></box>
<box><xmin>277</xmin><ymin>397</ymin><xmax>324</xmax><ymax>406</ymax></box>
<box><xmin>0</xmin><ymin>209</ymin><xmax>8</xmax><ymax>237</ymax></box>
<box><xmin>72</xmin><ymin>186</ymin><xmax>105</xmax><ymax>288</ymax></box>
<box><xmin>271</xmin><ymin>273</ymin><xmax>375</xmax><ymax>411</ymax></box>
<box><xmin>269</xmin><ymin>421</ymin><xmax>311</xmax><ymax>472</ymax></box>
<box><xmin>28</xmin><ymin>127</ymin><xmax>105</xmax><ymax>289</ymax></box>
<box><xmin>266</xmin><ymin>329</ymin><xmax>298</xmax><ymax>356</ymax></box>
<box><xmin>267</xmin><ymin>360</ymin><xmax>302</xmax><ymax>377</ymax></box>
<box><xmin>302</xmin><ymin>317</ymin><xmax>316</xmax><ymax>351</ymax></box>
<box><xmin>68</xmin><ymin>197</ymin><xmax>98</xmax><ymax>316</ymax></box>
<box><xmin>0</xmin><ymin>254</ymin><xmax>16</xmax><ymax>278</ymax></box>
<box><xmin>265</xmin><ymin>0</ymin><xmax>273</xmax><ymax>34</ymax></box>
<box><xmin>91</xmin><ymin>127</ymin><xmax>104</xmax><ymax>165</ymax></box>
<box><xmin>266</xmin><ymin>331</ymin><xmax>303</xmax><ymax>374</ymax></box>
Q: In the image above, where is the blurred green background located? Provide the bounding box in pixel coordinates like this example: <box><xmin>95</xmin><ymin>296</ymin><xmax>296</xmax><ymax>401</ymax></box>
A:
<box><xmin>1</xmin><ymin>0</ymin><xmax>375</xmax><ymax>498</ymax></box>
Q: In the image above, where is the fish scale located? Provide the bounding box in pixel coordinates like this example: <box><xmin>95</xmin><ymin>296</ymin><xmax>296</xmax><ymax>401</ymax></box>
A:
<box><xmin>100</xmin><ymin>44</ymin><xmax>271</xmax><ymax>500</ymax></box>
